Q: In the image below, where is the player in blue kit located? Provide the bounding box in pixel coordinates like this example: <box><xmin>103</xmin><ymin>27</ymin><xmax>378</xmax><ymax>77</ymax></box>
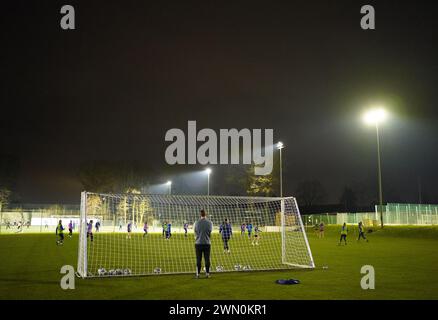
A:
<box><xmin>219</xmin><ymin>219</ymin><xmax>232</xmax><ymax>254</ymax></box>
<box><xmin>246</xmin><ymin>222</ymin><xmax>253</xmax><ymax>239</ymax></box>
<box><xmin>166</xmin><ymin>222</ymin><xmax>172</xmax><ymax>240</ymax></box>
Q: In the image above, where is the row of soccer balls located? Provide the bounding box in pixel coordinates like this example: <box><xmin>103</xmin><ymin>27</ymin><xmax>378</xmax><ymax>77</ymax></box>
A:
<box><xmin>154</xmin><ymin>264</ymin><xmax>253</xmax><ymax>273</ymax></box>
<box><xmin>97</xmin><ymin>265</ymin><xmax>253</xmax><ymax>276</ymax></box>
<box><xmin>97</xmin><ymin>268</ymin><xmax>132</xmax><ymax>276</ymax></box>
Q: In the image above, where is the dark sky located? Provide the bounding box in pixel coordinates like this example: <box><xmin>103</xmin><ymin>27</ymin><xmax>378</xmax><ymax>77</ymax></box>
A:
<box><xmin>2</xmin><ymin>0</ymin><xmax>438</xmax><ymax>204</ymax></box>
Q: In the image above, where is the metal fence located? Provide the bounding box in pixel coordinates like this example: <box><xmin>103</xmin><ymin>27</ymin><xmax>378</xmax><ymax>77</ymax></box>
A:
<box><xmin>0</xmin><ymin>204</ymin><xmax>80</xmax><ymax>234</ymax></box>
<box><xmin>1</xmin><ymin>202</ymin><xmax>437</xmax><ymax>234</ymax></box>
<box><xmin>378</xmin><ymin>203</ymin><xmax>438</xmax><ymax>225</ymax></box>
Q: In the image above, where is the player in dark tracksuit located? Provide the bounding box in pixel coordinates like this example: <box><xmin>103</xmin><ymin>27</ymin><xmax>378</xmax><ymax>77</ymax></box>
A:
<box><xmin>68</xmin><ymin>220</ymin><xmax>73</xmax><ymax>237</ymax></box>
<box><xmin>194</xmin><ymin>210</ymin><xmax>213</xmax><ymax>278</ymax></box>
<box><xmin>357</xmin><ymin>221</ymin><xmax>369</xmax><ymax>242</ymax></box>
<box><xmin>219</xmin><ymin>219</ymin><xmax>232</xmax><ymax>254</ymax></box>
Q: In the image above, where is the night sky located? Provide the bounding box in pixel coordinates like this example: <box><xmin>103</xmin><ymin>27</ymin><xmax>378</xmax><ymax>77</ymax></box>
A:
<box><xmin>2</xmin><ymin>0</ymin><xmax>438</xmax><ymax>204</ymax></box>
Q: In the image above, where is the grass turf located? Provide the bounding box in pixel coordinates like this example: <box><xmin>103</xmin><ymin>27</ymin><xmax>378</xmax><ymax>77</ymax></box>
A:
<box><xmin>0</xmin><ymin>225</ymin><xmax>437</xmax><ymax>299</ymax></box>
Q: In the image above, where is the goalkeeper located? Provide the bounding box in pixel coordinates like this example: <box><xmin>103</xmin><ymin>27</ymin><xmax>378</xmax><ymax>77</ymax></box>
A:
<box><xmin>219</xmin><ymin>219</ymin><xmax>232</xmax><ymax>254</ymax></box>
<box><xmin>194</xmin><ymin>210</ymin><xmax>213</xmax><ymax>278</ymax></box>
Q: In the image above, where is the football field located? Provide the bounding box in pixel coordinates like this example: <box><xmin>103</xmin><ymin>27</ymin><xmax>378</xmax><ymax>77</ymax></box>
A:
<box><xmin>0</xmin><ymin>225</ymin><xmax>437</xmax><ymax>299</ymax></box>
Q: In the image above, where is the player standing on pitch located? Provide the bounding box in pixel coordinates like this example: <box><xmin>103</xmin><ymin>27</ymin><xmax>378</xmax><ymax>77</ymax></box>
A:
<box><xmin>357</xmin><ymin>221</ymin><xmax>369</xmax><ymax>242</ymax></box>
<box><xmin>143</xmin><ymin>221</ymin><xmax>148</xmax><ymax>237</ymax></box>
<box><xmin>68</xmin><ymin>220</ymin><xmax>73</xmax><ymax>238</ymax></box>
<box><xmin>246</xmin><ymin>222</ymin><xmax>253</xmax><ymax>239</ymax></box>
<box><xmin>87</xmin><ymin>220</ymin><xmax>94</xmax><ymax>242</ymax></box>
<box><xmin>252</xmin><ymin>225</ymin><xmax>262</xmax><ymax>246</ymax></box>
<box><xmin>56</xmin><ymin>220</ymin><xmax>65</xmax><ymax>245</ymax></box>
<box><xmin>127</xmin><ymin>221</ymin><xmax>132</xmax><ymax>239</ymax></box>
<box><xmin>338</xmin><ymin>222</ymin><xmax>348</xmax><ymax>245</ymax></box>
<box><xmin>240</xmin><ymin>223</ymin><xmax>246</xmax><ymax>236</ymax></box>
<box><xmin>194</xmin><ymin>209</ymin><xmax>213</xmax><ymax>278</ymax></box>
<box><xmin>184</xmin><ymin>222</ymin><xmax>189</xmax><ymax>237</ymax></box>
<box><xmin>162</xmin><ymin>221</ymin><xmax>167</xmax><ymax>238</ymax></box>
<box><xmin>319</xmin><ymin>222</ymin><xmax>325</xmax><ymax>238</ymax></box>
<box><xmin>166</xmin><ymin>221</ymin><xmax>172</xmax><ymax>239</ymax></box>
<box><xmin>219</xmin><ymin>219</ymin><xmax>232</xmax><ymax>254</ymax></box>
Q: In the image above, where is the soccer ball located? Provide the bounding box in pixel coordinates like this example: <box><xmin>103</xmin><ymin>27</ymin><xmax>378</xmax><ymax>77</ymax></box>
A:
<box><xmin>123</xmin><ymin>268</ymin><xmax>132</xmax><ymax>275</ymax></box>
<box><xmin>243</xmin><ymin>265</ymin><xmax>252</xmax><ymax>271</ymax></box>
<box><xmin>154</xmin><ymin>267</ymin><xmax>161</xmax><ymax>274</ymax></box>
<box><xmin>216</xmin><ymin>266</ymin><xmax>224</xmax><ymax>272</ymax></box>
<box><xmin>97</xmin><ymin>268</ymin><xmax>107</xmax><ymax>276</ymax></box>
<box><xmin>234</xmin><ymin>264</ymin><xmax>242</xmax><ymax>271</ymax></box>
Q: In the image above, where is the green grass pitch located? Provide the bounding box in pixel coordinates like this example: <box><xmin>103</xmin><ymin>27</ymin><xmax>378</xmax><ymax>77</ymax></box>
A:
<box><xmin>0</xmin><ymin>225</ymin><xmax>438</xmax><ymax>299</ymax></box>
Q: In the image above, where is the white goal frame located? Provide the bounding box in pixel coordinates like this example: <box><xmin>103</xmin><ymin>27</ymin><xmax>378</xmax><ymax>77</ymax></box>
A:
<box><xmin>77</xmin><ymin>191</ymin><xmax>315</xmax><ymax>278</ymax></box>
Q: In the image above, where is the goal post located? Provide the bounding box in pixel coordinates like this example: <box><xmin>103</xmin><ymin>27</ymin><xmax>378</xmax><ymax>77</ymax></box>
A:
<box><xmin>77</xmin><ymin>191</ymin><xmax>88</xmax><ymax>277</ymax></box>
<box><xmin>77</xmin><ymin>192</ymin><xmax>314</xmax><ymax>277</ymax></box>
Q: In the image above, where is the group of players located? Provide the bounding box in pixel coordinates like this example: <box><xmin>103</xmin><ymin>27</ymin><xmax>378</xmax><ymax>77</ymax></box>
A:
<box><xmin>4</xmin><ymin>220</ymin><xmax>31</xmax><ymax>232</ymax></box>
<box><xmin>55</xmin><ymin>217</ymin><xmax>262</xmax><ymax>249</ymax></box>
<box><xmin>314</xmin><ymin>220</ymin><xmax>369</xmax><ymax>245</ymax></box>
<box><xmin>55</xmin><ymin>220</ymin><xmax>76</xmax><ymax>245</ymax></box>
<box><xmin>219</xmin><ymin>220</ymin><xmax>262</xmax><ymax>254</ymax></box>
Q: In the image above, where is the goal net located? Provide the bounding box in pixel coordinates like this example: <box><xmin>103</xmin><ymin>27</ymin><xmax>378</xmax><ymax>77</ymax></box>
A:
<box><xmin>77</xmin><ymin>191</ymin><xmax>314</xmax><ymax>277</ymax></box>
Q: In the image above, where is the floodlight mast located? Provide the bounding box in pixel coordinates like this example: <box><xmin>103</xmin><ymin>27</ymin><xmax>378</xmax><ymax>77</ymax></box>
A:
<box><xmin>363</xmin><ymin>108</ymin><xmax>387</xmax><ymax>228</ymax></box>
<box><xmin>205</xmin><ymin>168</ymin><xmax>212</xmax><ymax>195</ymax></box>
<box><xmin>277</xmin><ymin>142</ymin><xmax>285</xmax><ymax>197</ymax></box>
<box><xmin>166</xmin><ymin>181</ymin><xmax>172</xmax><ymax>195</ymax></box>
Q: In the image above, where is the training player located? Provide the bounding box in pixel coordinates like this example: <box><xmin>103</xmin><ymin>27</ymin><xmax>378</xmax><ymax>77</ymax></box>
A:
<box><xmin>357</xmin><ymin>221</ymin><xmax>369</xmax><ymax>242</ymax></box>
<box><xmin>143</xmin><ymin>221</ymin><xmax>148</xmax><ymax>237</ymax></box>
<box><xmin>127</xmin><ymin>221</ymin><xmax>132</xmax><ymax>239</ymax></box>
<box><xmin>240</xmin><ymin>223</ymin><xmax>246</xmax><ymax>236</ymax></box>
<box><xmin>184</xmin><ymin>222</ymin><xmax>189</xmax><ymax>237</ymax></box>
<box><xmin>68</xmin><ymin>220</ymin><xmax>73</xmax><ymax>237</ymax></box>
<box><xmin>87</xmin><ymin>220</ymin><xmax>94</xmax><ymax>242</ymax></box>
<box><xmin>95</xmin><ymin>221</ymin><xmax>101</xmax><ymax>232</ymax></box>
<box><xmin>319</xmin><ymin>222</ymin><xmax>325</xmax><ymax>238</ymax></box>
<box><xmin>338</xmin><ymin>222</ymin><xmax>348</xmax><ymax>245</ymax></box>
<box><xmin>162</xmin><ymin>221</ymin><xmax>167</xmax><ymax>238</ymax></box>
<box><xmin>219</xmin><ymin>219</ymin><xmax>232</xmax><ymax>253</ymax></box>
<box><xmin>166</xmin><ymin>221</ymin><xmax>172</xmax><ymax>240</ymax></box>
<box><xmin>56</xmin><ymin>220</ymin><xmax>65</xmax><ymax>245</ymax></box>
<box><xmin>246</xmin><ymin>222</ymin><xmax>253</xmax><ymax>239</ymax></box>
<box><xmin>252</xmin><ymin>225</ymin><xmax>262</xmax><ymax>245</ymax></box>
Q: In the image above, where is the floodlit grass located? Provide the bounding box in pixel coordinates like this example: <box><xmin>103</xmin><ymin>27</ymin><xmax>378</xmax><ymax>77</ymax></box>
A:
<box><xmin>0</xmin><ymin>225</ymin><xmax>437</xmax><ymax>299</ymax></box>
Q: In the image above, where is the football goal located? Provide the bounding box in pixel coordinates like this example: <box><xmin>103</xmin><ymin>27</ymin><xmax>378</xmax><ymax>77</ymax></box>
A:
<box><xmin>77</xmin><ymin>191</ymin><xmax>314</xmax><ymax>277</ymax></box>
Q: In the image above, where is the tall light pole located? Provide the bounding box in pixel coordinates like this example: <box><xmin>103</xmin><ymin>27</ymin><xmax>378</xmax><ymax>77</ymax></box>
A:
<box><xmin>205</xmin><ymin>168</ymin><xmax>212</xmax><ymax>214</ymax></box>
<box><xmin>166</xmin><ymin>181</ymin><xmax>172</xmax><ymax>195</ymax></box>
<box><xmin>205</xmin><ymin>168</ymin><xmax>212</xmax><ymax>196</ymax></box>
<box><xmin>363</xmin><ymin>108</ymin><xmax>387</xmax><ymax>228</ymax></box>
<box><xmin>277</xmin><ymin>142</ymin><xmax>285</xmax><ymax>197</ymax></box>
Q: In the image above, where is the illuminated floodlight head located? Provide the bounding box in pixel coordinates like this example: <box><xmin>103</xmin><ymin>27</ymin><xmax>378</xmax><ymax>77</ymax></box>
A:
<box><xmin>277</xmin><ymin>141</ymin><xmax>284</xmax><ymax>150</ymax></box>
<box><xmin>205</xmin><ymin>168</ymin><xmax>212</xmax><ymax>175</ymax></box>
<box><xmin>363</xmin><ymin>108</ymin><xmax>387</xmax><ymax>125</ymax></box>
<box><xmin>166</xmin><ymin>181</ymin><xmax>172</xmax><ymax>186</ymax></box>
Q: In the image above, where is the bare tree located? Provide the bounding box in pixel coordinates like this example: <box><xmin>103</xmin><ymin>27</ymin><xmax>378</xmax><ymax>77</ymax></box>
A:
<box><xmin>295</xmin><ymin>180</ymin><xmax>326</xmax><ymax>207</ymax></box>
